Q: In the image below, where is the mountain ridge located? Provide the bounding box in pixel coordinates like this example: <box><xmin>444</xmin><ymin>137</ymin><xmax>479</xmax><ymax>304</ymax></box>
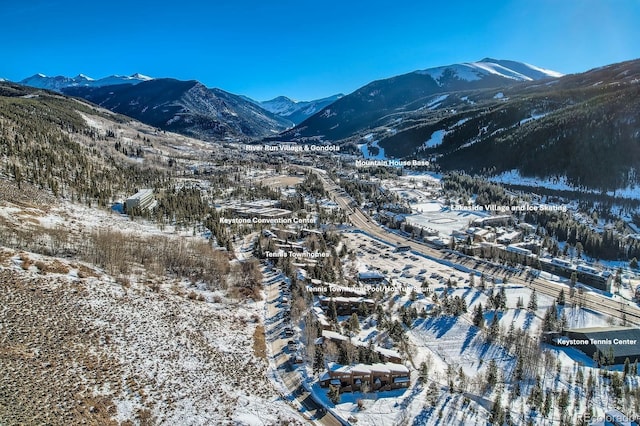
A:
<box><xmin>415</xmin><ymin>58</ymin><xmax>563</xmax><ymax>83</ymax></box>
<box><xmin>61</xmin><ymin>78</ymin><xmax>292</xmax><ymax>140</ymax></box>
<box><xmin>365</xmin><ymin>58</ymin><xmax>640</xmax><ymax>191</ymax></box>
<box><xmin>4</xmin><ymin>57</ymin><xmax>640</xmax><ymax>191</ymax></box>
<box><xmin>16</xmin><ymin>73</ymin><xmax>342</xmax><ymax>126</ymax></box>
<box><xmin>281</xmin><ymin>58</ymin><xmax>564</xmax><ymax>141</ymax></box>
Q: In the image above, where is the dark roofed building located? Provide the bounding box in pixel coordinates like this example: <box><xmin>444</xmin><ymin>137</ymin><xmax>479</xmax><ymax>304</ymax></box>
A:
<box><xmin>319</xmin><ymin>296</ymin><xmax>375</xmax><ymax>316</ymax></box>
<box><xmin>561</xmin><ymin>327</ymin><xmax>640</xmax><ymax>365</ymax></box>
<box><xmin>319</xmin><ymin>362</ymin><xmax>410</xmax><ymax>393</ymax></box>
<box><xmin>358</xmin><ymin>271</ymin><xmax>385</xmax><ymax>285</ymax></box>
<box><xmin>538</xmin><ymin>258</ymin><xmax>612</xmax><ymax>292</ymax></box>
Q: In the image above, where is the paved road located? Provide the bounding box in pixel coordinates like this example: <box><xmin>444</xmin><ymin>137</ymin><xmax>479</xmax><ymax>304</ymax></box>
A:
<box><xmin>312</xmin><ymin>168</ymin><xmax>640</xmax><ymax>326</ymax></box>
<box><xmin>263</xmin><ymin>268</ymin><xmax>343</xmax><ymax>426</ymax></box>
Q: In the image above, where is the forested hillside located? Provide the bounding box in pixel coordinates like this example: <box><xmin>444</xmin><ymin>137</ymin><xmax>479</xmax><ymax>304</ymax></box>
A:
<box><xmin>374</xmin><ymin>59</ymin><xmax>640</xmax><ymax>191</ymax></box>
<box><xmin>0</xmin><ymin>83</ymin><xmax>168</xmax><ymax>206</ymax></box>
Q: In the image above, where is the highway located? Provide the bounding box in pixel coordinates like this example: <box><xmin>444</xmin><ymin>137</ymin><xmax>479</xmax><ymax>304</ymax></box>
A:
<box><xmin>312</xmin><ymin>169</ymin><xmax>640</xmax><ymax>326</ymax></box>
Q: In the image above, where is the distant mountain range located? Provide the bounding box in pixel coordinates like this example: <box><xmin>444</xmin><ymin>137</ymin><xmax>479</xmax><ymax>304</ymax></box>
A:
<box><xmin>256</xmin><ymin>94</ymin><xmax>343</xmax><ymax>125</ymax></box>
<box><xmin>15</xmin><ymin>73</ymin><xmax>343</xmax><ymax>137</ymax></box>
<box><xmin>18</xmin><ymin>73</ymin><xmax>152</xmax><ymax>92</ymax></box>
<box><xmin>297</xmin><ymin>58</ymin><xmax>637</xmax><ymax>191</ymax></box>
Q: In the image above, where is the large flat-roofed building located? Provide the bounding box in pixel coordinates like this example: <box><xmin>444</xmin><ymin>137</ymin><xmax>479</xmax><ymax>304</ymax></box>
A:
<box><xmin>559</xmin><ymin>327</ymin><xmax>640</xmax><ymax>365</ymax></box>
<box><xmin>538</xmin><ymin>258</ymin><xmax>612</xmax><ymax>292</ymax></box>
<box><xmin>472</xmin><ymin>214</ymin><xmax>512</xmax><ymax>227</ymax></box>
<box><xmin>125</xmin><ymin>188</ymin><xmax>156</xmax><ymax>212</ymax></box>
<box><xmin>228</xmin><ymin>201</ymin><xmax>292</xmax><ymax>219</ymax></box>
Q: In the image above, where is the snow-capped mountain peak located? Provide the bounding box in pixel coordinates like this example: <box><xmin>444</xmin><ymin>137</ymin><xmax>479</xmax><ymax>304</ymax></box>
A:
<box><xmin>260</xmin><ymin>96</ymin><xmax>299</xmax><ymax>116</ymax></box>
<box><xmin>75</xmin><ymin>74</ymin><xmax>95</xmax><ymax>81</ymax></box>
<box><xmin>130</xmin><ymin>73</ymin><xmax>153</xmax><ymax>81</ymax></box>
<box><xmin>416</xmin><ymin>58</ymin><xmax>563</xmax><ymax>85</ymax></box>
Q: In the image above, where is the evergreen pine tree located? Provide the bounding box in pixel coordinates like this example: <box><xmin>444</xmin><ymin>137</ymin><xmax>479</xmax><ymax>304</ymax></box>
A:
<box><xmin>542</xmin><ymin>390</ymin><xmax>552</xmax><ymax>417</ymax></box>
<box><xmin>528</xmin><ymin>289</ymin><xmax>538</xmax><ymax>311</ymax></box>
<box><xmin>499</xmin><ymin>287</ymin><xmax>507</xmax><ymax>310</ymax></box>
<box><xmin>570</xmin><ymin>272</ymin><xmax>578</xmax><ymax>288</ymax></box>
<box><xmin>489</xmin><ymin>395</ymin><xmax>505</xmax><ymax>425</ymax></box>
<box><xmin>488</xmin><ymin>314</ymin><xmax>500</xmax><ymax>342</ymax></box>
<box><xmin>328</xmin><ymin>298</ymin><xmax>338</xmax><ymax>322</ymax></box>
<box><xmin>486</xmin><ymin>359</ymin><xmax>498</xmax><ymax>388</ymax></box>
<box><xmin>348</xmin><ymin>313</ymin><xmax>360</xmax><ymax>333</ymax></box>
<box><xmin>473</xmin><ymin>303</ymin><xmax>485</xmax><ymax>328</ymax></box>
<box><xmin>426</xmin><ymin>380</ymin><xmax>439</xmax><ymax>407</ymax></box>
<box><xmin>419</xmin><ymin>361</ymin><xmax>430</xmax><ymax>382</ymax></box>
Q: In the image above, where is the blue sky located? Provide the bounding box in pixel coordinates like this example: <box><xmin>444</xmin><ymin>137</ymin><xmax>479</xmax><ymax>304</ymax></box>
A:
<box><xmin>2</xmin><ymin>0</ymin><xmax>639</xmax><ymax>101</ymax></box>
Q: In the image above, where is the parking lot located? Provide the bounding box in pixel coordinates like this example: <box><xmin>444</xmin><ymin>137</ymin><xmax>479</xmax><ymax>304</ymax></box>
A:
<box><xmin>343</xmin><ymin>231</ymin><xmax>473</xmax><ymax>290</ymax></box>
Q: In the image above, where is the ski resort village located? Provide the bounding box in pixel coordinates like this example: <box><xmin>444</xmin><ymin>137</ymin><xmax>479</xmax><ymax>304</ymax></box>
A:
<box><xmin>3</xmin><ymin>55</ymin><xmax>640</xmax><ymax>426</ymax></box>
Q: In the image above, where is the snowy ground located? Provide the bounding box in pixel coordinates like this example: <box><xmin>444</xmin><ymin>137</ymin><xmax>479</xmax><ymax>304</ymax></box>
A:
<box><xmin>0</xmin><ymin>195</ymin><xmax>305</xmax><ymax>425</ymax></box>
<box><xmin>330</xmin><ymin>227</ymin><xmax>630</xmax><ymax>425</ymax></box>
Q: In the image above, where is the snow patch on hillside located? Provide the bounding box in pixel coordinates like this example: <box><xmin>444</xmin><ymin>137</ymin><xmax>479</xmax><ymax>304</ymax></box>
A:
<box><xmin>423</xmin><ymin>130</ymin><xmax>446</xmax><ymax>148</ymax></box>
<box><xmin>490</xmin><ymin>170</ymin><xmax>640</xmax><ymax>200</ymax></box>
<box><xmin>359</xmin><ymin>138</ymin><xmax>387</xmax><ymax>159</ymax></box>
<box><xmin>519</xmin><ymin>112</ymin><xmax>548</xmax><ymax>125</ymax></box>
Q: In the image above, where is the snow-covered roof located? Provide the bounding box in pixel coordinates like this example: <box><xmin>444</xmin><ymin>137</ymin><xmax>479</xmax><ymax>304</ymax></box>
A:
<box><xmin>376</xmin><ymin>347</ymin><xmax>402</xmax><ymax>359</ymax></box>
<box><xmin>328</xmin><ymin>362</ymin><xmax>409</xmax><ymax>376</ymax></box>
<box><xmin>351</xmin><ymin>364</ymin><xmax>372</xmax><ymax>374</ymax></box>
<box><xmin>322</xmin><ymin>330</ymin><xmax>348</xmax><ymax>341</ymax></box>
<box><xmin>320</xmin><ymin>296</ymin><xmax>375</xmax><ymax>304</ymax></box>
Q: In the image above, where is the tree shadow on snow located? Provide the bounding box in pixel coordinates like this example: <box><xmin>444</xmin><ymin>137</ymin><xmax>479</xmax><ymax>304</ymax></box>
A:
<box><xmin>461</xmin><ymin>326</ymin><xmax>479</xmax><ymax>353</ymax></box>
<box><xmin>422</xmin><ymin>316</ymin><xmax>458</xmax><ymax>338</ymax></box>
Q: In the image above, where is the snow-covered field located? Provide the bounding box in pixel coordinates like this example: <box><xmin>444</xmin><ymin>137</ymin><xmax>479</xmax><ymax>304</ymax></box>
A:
<box><xmin>0</xmin><ymin>196</ymin><xmax>305</xmax><ymax>425</ymax></box>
